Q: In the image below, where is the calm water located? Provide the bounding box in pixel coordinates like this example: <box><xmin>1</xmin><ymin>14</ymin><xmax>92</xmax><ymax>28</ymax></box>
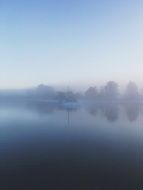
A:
<box><xmin>0</xmin><ymin>100</ymin><xmax>143</xmax><ymax>189</ymax></box>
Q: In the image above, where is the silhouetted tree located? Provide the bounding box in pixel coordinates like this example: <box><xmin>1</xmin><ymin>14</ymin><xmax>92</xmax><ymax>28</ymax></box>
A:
<box><xmin>74</xmin><ymin>92</ymin><xmax>83</xmax><ymax>99</ymax></box>
<box><xmin>56</xmin><ymin>91</ymin><xmax>77</xmax><ymax>103</ymax></box>
<box><xmin>66</xmin><ymin>91</ymin><xmax>77</xmax><ymax>102</ymax></box>
<box><xmin>56</xmin><ymin>92</ymin><xmax>67</xmax><ymax>103</ymax></box>
<box><xmin>125</xmin><ymin>81</ymin><xmax>139</xmax><ymax>99</ymax></box>
<box><xmin>36</xmin><ymin>84</ymin><xmax>55</xmax><ymax>99</ymax></box>
<box><xmin>85</xmin><ymin>86</ymin><xmax>98</xmax><ymax>100</ymax></box>
<box><xmin>100</xmin><ymin>81</ymin><xmax>119</xmax><ymax>100</ymax></box>
<box><xmin>99</xmin><ymin>86</ymin><xmax>106</xmax><ymax>99</ymax></box>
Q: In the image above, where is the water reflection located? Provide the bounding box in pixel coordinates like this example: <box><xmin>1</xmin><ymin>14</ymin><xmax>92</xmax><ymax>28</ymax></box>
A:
<box><xmin>27</xmin><ymin>101</ymin><xmax>56</xmax><ymax>115</ymax></box>
<box><xmin>85</xmin><ymin>103</ymin><xmax>98</xmax><ymax>117</ymax></box>
<box><xmin>84</xmin><ymin>102</ymin><xmax>142</xmax><ymax>122</ymax></box>
<box><xmin>26</xmin><ymin>101</ymin><xmax>143</xmax><ymax>122</ymax></box>
<box><xmin>124</xmin><ymin>102</ymin><xmax>140</xmax><ymax>122</ymax></box>
<box><xmin>27</xmin><ymin>101</ymin><xmax>79</xmax><ymax>115</ymax></box>
<box><xmin>101</xmin><ymin>104</ymin><xmax>119</xmax><ymax>122</ymax></box>
<box><xmin>0</xmin><ymin>100</ymin><xmax>143</xmax><ymax>189</ymax></box>
<box><xmin>1</xmin><ymin>100</ymin><xmax>142</xmax><ymax>123</ymax></box>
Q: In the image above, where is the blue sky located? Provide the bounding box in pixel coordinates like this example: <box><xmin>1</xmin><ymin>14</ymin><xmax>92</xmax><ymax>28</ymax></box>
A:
<box><xmin>0</xmin><ymin>0</ymin><xmax>143</xmax><ymax>88</ymax></box>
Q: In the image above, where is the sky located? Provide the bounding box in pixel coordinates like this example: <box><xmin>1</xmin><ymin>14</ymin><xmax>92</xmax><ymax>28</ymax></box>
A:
<box><xmin>0</xmin><ymin>0</ymin><xmax>143</xmax><ymax>89</ymax></box>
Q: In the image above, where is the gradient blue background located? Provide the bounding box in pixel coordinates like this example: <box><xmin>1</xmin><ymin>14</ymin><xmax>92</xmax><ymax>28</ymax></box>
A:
<box><xmin>0</xmin><ymin>0</ymin><xmax>143</xmax><ymax>88</ymax></box>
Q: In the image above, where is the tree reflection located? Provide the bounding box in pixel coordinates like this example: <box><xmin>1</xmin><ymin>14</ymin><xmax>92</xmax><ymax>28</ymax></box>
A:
<box><xmin>27</xmin><ymin>101</ymin><xmax>141</xmax><ymax>123</ymax></box>
<box><xmin>101</xmin><ymin>103</ymin><xmax>119</xmax><ymax>122</ymax></box>
<box><xmin>85</xmin><ymin>104</ymin><xmax>98</xmax><ymax>117</ymax></box>
<box><xmin>124</xmin><ymin>102</ymin><xmax>140</xmax><ymax>122</ymax></box>
<box><xmin>27</xmin><ymin>101</ymin><xmax>79</xmax><ymax>115</ymax></box>
<box><xmin>85</xmin><ymin>103</ymin><xmax>119</xmax><ymax>122</ymax></box>
<box><xmin>27</xmin><ymin>102</ymin><xmax>56</xmax><ymax>115</ymax></box>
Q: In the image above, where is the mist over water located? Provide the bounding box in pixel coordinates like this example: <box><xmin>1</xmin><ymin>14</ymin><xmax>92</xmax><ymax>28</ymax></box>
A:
<box><xmin>0</xmin><ymin>65</ymin><xmax>142</xmax><ymax>189</ymax></box>
<box><xmin>0</xmin><ymin>99</ymin><xmax>143</xmax><ymax>189</ymax></box>
<box><xmin>1</xmin><ymin>0</ymin><xmax>143</xmax><ymax>188</ymax></box>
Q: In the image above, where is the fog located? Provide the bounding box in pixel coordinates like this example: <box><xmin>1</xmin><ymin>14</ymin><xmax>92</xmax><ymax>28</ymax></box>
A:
<box><xmin>0</xmin><ymin>81</ymin><xmax>142</xmax><ymax>103</ymax></box>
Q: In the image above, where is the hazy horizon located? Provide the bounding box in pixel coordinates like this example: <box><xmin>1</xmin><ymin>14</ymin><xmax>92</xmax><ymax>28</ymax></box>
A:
<box><xmin>0</xmin><ymin>81</ymin><xmax>143</xmax><ymax>95</ymax></box>
<box><xmin>1</xmin><ymin>1</ymin><xmax>143</xmax><ymax>189</ymax></box>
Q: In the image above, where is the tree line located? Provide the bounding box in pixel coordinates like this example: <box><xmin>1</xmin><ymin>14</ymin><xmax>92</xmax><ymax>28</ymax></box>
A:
<box><xmin>84</xmin><ymin>81</ymin><xmax>141</xmax><ymax>102</ymax></box>
<box><xmin>28</xmin><ymin>81</ymin><xmax>142</xmax><ymax>103</ymax></box>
